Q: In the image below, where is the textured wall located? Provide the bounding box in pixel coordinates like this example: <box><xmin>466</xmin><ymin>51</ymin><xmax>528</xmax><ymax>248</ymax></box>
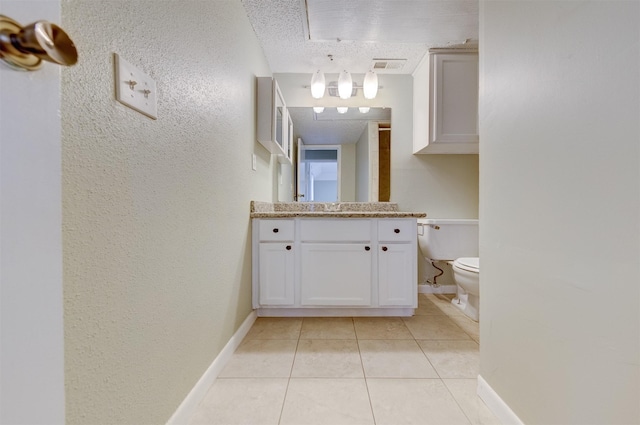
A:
<box><xmin>480</xmin><ymin>1</ymin><xmax>639</xmax><ymax>423</ymax></box>
<box><xmin>61</xmin><ymin>1</ymin><xmax>273</xmax><ymax>423</ymax></box>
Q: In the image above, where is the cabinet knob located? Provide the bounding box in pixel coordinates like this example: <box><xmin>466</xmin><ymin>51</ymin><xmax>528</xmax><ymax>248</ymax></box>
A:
<box><xmin>394</xmin><ymin>228</ymin><xmax>400</xmax><ymax>233</ymax></box>
<box><xmin>286</xmin><ymin>245</ymin><xmax>292</xmax><ymax>250</ymax></box>
<box><xmin>364</xmin><ymin>246</ymin><xmax>371</xmax><ymax>251</ymax></box>
<box><xmin>272</xmin><ymin>228</ymin><xmax>279</xmax><ymax>233</ymax></box>
<box><xmin>382</xmin><ymin>246</ymin><xmax>388</xmax><ymax>251</ymax></box>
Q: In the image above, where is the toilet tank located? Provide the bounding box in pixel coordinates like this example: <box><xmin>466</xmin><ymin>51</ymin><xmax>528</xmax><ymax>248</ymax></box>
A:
<box><xmin>417</xmin><ymin>219</ymin><xmax>479</xmax><ymax>260</ymax></box>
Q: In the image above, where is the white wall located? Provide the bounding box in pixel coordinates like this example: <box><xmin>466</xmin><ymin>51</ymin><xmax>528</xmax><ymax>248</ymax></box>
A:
<box><xmin>278</xmin><ymin>163</ymin><xmax>295</xmax><ymax>202</ymax></box>
<box><xmin>61</xmin><ymin>1</ymin><xmax>273</xmax><ymax>423</ymax></box>
<box><xmin>0</xmin><ymin>2</ymin><xmax>65</xmax><ymax>423</ymax></box>
<box><xmin>355</xmin><ymin>126</ymin><xmax>370</xmax><ymax>201</ymax></box>
<box><xmin>340</xmin><ymin>143</ymin><xmax>356</xmax><ymax>201</ymax></box>
<box><xmin>276</xmin><ymin>73</ymin><xmax>479</xmax><ymax>217</ymax></box>
<box><xmin>480</xmin><ymin>1</ymin><xmax>639</xmax><ymax>424</ymax></box>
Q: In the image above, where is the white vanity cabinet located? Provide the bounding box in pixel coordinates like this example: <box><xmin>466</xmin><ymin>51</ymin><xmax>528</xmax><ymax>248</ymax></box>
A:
<box><xmin>256</xmin><ymin>220</ymin><xmax>295</xmax><ymax>306</ymax></box>
<box><xmin>252</xmin><ymin>217</ymin><xmax>418</xmax><ymax>316</ymax></box>
<box><xmin>413</xmin><ymin>51</ymin><xmax>479</xmax><ymax>154</ymax></box>
<box><xmin>300</xmin><ymin>220</ymin><xmax>372</xmax><ymax>306</ymax></box>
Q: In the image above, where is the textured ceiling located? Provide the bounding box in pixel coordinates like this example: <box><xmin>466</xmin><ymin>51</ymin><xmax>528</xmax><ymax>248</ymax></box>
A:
<box><xmin>241</xmin><ymin>0</ymin><xmax>478</xmax><ymax>74</ymax></box>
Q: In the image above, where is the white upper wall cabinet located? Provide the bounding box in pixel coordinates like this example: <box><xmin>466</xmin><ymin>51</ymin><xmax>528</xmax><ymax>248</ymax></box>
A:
<box><xmin>257</xmin><ymin>77</ymin><xmax>292</xmax><ymax>164</ymax></box>
<box><xmin>413</xmin><ymin>51</ymin><xmax>479</xmax><ymax>154</ymax></box>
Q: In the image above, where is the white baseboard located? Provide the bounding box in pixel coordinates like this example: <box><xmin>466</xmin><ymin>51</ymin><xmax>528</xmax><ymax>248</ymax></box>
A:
<box><xmin>257</xmin><ymin>307</ymin><xmax>415</xmax><ymax>317</ymax></box>
<box><xmin>418</xmin><ymin>284</ymin><xmax>457</xmax><ymax>294</ymax></box>
<box><xmin>166</xmin><ymin>310</ymin><xmax>258</xmax><ymax>425</ymax></box>
<box><xmin>477</xmin><ymin>375</ymin><xmax>525</xmax><ymax>425</ymax></box>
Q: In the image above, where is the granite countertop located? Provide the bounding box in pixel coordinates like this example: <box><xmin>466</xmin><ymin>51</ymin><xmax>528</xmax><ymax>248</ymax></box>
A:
<box><xmin>250</xmin><ymin>201</ymin><xmax>426</xmax><ymax>219</ymax></box>
<box><xmin>251</xmin><ymin>211</ymin><xmax>427</xmax><ymax>218</ymax></box>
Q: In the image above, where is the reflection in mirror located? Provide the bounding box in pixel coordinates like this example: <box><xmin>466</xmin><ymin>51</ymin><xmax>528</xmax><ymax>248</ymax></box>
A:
<box><xmin>287</xmin><ymin>115</ymin><xmax>293</xmax><ymax>159</ymax></box>
<box><xmin>275</xmin><ymin>105</ymin><xmax>284</xmax><ymax>149</ymax></box>
<box><xmin>298</xmin><ymin>144</ymin><xmax>340</xmax><ymax>202</ymax></box>
<box><xmin>286</xmin><ymin>107</ymin><xmax>391</xmax><ymax>203</ymax></box>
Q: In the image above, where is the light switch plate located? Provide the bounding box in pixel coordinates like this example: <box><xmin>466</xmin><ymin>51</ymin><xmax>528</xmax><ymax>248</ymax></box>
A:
<box><xmin>252</xmin><ymin>154</ymin><xmax>257</xmax><ymax>171</ymax></box>
<box><xmin>114</xmin><ymin>53</ymin><xmax>157</xmax><ymax>119</ymax></box>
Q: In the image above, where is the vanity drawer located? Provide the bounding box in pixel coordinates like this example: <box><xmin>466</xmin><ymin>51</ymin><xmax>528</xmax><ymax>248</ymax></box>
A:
<box><xmin>258</xmin><ymin>219</ymin><xmax>295</xmax><ymax>241</ymax></box>
<box><xmin>378</xmin><ymin>219</ymin><xmax>415</xmax><ymax>242</ymax></box>
<box><xmin>300</xmin><ymin>219</ymin><xmax>371</xmax><ymax>242</ymax></box>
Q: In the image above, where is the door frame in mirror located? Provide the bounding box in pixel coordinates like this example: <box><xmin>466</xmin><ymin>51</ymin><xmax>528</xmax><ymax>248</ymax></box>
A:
<box><xmin>297</xmin><ymin>141</ymin><xmax>342</xmax><ymax>202</ymax></box>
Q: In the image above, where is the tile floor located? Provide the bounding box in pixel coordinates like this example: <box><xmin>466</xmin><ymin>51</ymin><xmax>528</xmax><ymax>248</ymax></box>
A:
<box><xmin>188</xmin><ymin>294</ymin><xmax>499</xmax><ymax>425</ymax></box>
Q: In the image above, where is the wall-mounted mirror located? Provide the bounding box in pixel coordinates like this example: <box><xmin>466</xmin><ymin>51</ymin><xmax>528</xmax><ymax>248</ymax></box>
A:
<box><xmin>284</xmin><ymin>107</ymin><xmax>391</xmax><ymax>202</ymax></box>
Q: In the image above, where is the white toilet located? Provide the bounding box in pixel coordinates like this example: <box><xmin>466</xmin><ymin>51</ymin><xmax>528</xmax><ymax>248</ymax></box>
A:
<box><xmin>417</xmin><ymin>219</ymin><xmax>480</xmax><ymax>321</ymax></box>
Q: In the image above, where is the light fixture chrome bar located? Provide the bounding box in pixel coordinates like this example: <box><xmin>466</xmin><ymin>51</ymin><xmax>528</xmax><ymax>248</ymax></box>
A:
<box><xmin>303</xmin><ymin>84</ymin><xmax>383</xmax><ymax>89</ymax></box>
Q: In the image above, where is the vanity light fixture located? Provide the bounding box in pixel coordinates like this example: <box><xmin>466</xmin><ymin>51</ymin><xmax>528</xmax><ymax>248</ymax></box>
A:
<box><xmin>363</xmin><ymin>70</ymin><xmax>379</xmax><ymax>99</ymax></box>
<box><xmin>337</xmin><ymin>70</ymin><xmax>353</xmax><ymax>99</ymax></box>
<box><xmin>307</xmin><ymin>69</ymin><xmax>380</xmax><ymax>100</ymax></box>
<box><xmin>310</xmin><ymin>70</ymin><xmax>326</xmax><ymax>99</ymax></box>
<box><xmin>336</xmin><ymin>106</ymin><xmax>348</xmax><ymax>114</ymax></box>
<box><xmin>313</xmin><ymin>106</ymin><xmax>325</xmax><ymax>113</ymax></box>
<box><xmin>359</xmin><ymin>106</ymin><xmax>370</xmax><ymax>113</ymax></box>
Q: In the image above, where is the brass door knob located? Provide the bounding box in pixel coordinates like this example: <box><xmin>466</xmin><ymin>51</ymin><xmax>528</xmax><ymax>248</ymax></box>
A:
<box><xmin>0</xmin><ymin>15</ymin><xmax>78</xmax><ymax>71</ymax></box>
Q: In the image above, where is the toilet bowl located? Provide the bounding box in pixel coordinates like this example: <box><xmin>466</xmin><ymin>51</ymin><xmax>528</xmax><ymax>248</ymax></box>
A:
<box><xmin>450</xmin><ymin>257</ymin><xmax>480</xmax><ymax>321</ymax></box>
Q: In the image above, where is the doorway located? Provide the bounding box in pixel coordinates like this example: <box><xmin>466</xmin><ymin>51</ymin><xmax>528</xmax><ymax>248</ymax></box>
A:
<box><xmin>297</xmin><ymin>141</ymin><xmax>341</xmax><ymax>202</ymax></box>
<box><xmin>378</xmin><ymin>124</ymin><xmax>391</xmax><ymax>202</ymax></box>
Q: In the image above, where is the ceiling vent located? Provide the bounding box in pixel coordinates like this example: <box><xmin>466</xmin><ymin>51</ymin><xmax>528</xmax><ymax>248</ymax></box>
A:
<box><xmin>371</xmin><ymin>59</ymin><xmax>407</xmax><ymax>72</ymax></box>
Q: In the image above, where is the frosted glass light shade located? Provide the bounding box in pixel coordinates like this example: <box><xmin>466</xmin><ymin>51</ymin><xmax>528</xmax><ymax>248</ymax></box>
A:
<box><xmin>336</xmin><ymin>106</ymin><xmax>348</xmax><ymax>114</ymax></box>
<box><xmin>363</xmin><ymin>70</ymin><xmax>378</xmax><ymax>99</ymax></box>
<box><xmin>313</xmin><ymin>106</ymin><xmax>325</xmax><ymax>113</ymax></box>
<box><xmin>338</xmin><ymin>70</ymin><xmax>353</xmax><ymax>99</ymax></box>
<box><xmin>310</xmin><ymin>70</ymin><xmax>326</xmax><ymax>99</ymax></box>
<box><xmin>359</xmin><ymin>106</ymin><xmax>370</xmax><ymax>113</ymax></box>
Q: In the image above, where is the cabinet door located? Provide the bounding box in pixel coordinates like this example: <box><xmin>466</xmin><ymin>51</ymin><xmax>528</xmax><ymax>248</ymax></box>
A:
<box><xmin>432</xmin><ymin>53</ymin><xmax>479</xmax><ymax>145</ymax></box>
<box><xmin>378</xmin><ymin>243</ymin><xmax>416</xmax><ymax>306</ymax></box>
<box><xmin>259</xmin><ymin>243</ymin><xmax>295</xmax><ymax>305</ymax></box>
<box><xmin>300</xmin><ymin>243</ymin><xmax>372</xmax><ymax>306</ymax></box>
<box><xmin>256</xmin><ymin>77</ymin><xmax>291</xmax><ymax>163</ymax></box>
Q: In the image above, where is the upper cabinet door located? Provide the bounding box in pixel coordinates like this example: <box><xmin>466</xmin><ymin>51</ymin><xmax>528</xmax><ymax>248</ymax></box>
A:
<box><xmin>432</xmin><ymin>53</ymin><xmax>479</xmax><ymax>146</ymax></box>
<box><xmin>257</xmin><ymin>77</ymin><xmax>292</xmax><ymax>164</ymax></box>
<box><xmin>413</xmin><ymin>51</ymin><xmax>479</xmax><ymax>154</ymax></box>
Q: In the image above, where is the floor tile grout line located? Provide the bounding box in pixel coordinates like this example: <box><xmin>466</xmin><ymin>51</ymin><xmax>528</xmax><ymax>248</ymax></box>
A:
<box><xmin>356</xmin><ymin>324</ymin><xmax>378</xmax><ymax>425</ymax></box>
<box><xmin>252</xmin><ymin>311</ymin><xmax>479</xmax><ymax>422</ymax></box>
<box><xmin>440</xmin><ymin>378</ymin><xmax>475</xmax><ymax>425</ymax></box>
<box><xmin>276</xmin><ymin>319</ymin><xmax>303</xmax><ymax>425</ymax></box>
<box><xmin>362</xmin><ymin>377</ymin><xmax>378</xmax><ymax>425</ymax></box>
<box><xmin>420</xmin><ymin>296</ymin><xmax>477</xmax><ymax>425</ymax></box>
<box><xmin>410</xmin><ymin>311</ymin><xmax>448</xmax><ymax>381</ymax></box>
<box><xmin>237</xmin><ymin>313</ymin><xmax>479</xmax><ymax>424</ymax></box>
<box><xmin>449</xmin><ymin>315</ymin><xmax>478</xmax><ymax>342</ymax></box>
<box><xmin>416</xmin><ymin>337</ymin><xmax>445</xmax><ymax>380</ymax></box>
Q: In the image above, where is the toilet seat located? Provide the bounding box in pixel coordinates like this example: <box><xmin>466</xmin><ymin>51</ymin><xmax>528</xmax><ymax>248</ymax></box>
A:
<box><xmin>453</xmin><ymin>257</ymin><xmax>479</xmax><ymax>273</ymax></box>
